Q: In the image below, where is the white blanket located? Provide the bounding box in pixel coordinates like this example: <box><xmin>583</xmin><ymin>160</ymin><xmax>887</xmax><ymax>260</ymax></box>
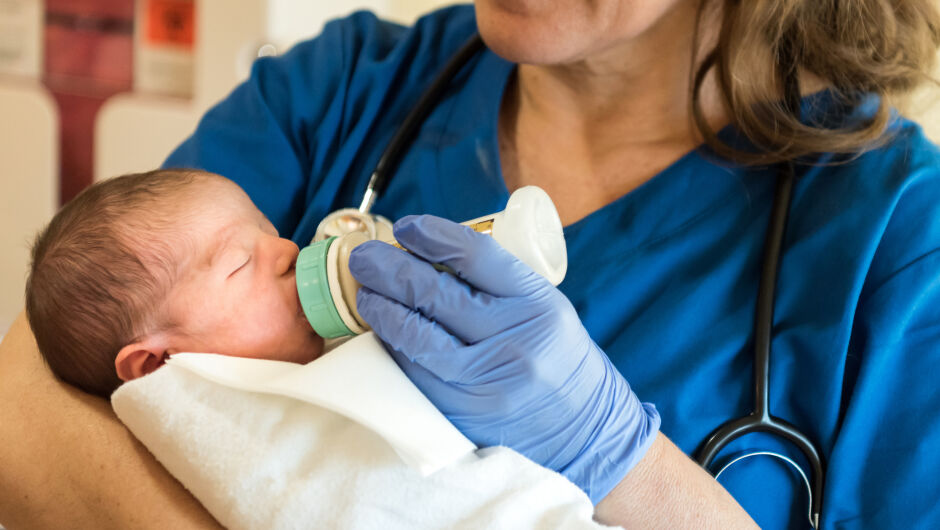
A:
<box><xmin>111</xmin><ymin>332</ymin><xmax>617</xmax><ymax>530</ymax></box>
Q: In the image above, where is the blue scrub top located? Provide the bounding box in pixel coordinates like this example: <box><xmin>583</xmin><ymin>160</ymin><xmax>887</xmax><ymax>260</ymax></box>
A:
<box><xmin>165</xmin><ymin>6</ymin><xmax>940</xmax><ymax>528</ymax></box>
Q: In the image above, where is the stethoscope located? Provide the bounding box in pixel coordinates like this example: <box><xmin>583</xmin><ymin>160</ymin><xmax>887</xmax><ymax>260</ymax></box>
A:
<box><xmin>318</xmin><ymin>33</ymin><xmax>825</xmax><ymax>527</ymax></box>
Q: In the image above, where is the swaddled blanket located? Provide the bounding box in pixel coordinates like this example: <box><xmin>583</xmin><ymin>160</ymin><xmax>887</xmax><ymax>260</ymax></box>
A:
<box><xmin>112</xmin><ymin>332</ymin><xmax>618</xmax><ymax>530</ymax></box>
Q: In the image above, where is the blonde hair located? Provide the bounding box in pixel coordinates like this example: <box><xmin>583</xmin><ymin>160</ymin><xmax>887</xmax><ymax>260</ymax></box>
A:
<box><xmin>692</xmin><ymin>0</ymin><xmax>940</xmax><ymax>164</ymax></box>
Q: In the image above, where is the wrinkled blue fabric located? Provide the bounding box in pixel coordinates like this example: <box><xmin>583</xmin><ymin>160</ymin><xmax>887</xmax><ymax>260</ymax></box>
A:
<box><xmin>347</xmin><ymin>215</ymin><xmax>661</xmax><ymax>503</ymax></box>
<box><xmin>164</xmin><ymin>5</ymin><xmax>940</xmax><ymax>527</ymax></box>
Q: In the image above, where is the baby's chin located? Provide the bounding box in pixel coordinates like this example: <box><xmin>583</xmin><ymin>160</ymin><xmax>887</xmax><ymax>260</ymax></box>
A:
<box><xmin>293</xmin><ymin>329</ymin><xmax>326</xmax><ymax>364</ymax></box>
<box><xmin>304</xmin><ymin>332</ymin><xmax>327</xmax><ymax>363</ymax></box>
<box><xmin>290</xmin><ymin>312</ymin><xmax>326</xmax><ymax>363</ymax></box>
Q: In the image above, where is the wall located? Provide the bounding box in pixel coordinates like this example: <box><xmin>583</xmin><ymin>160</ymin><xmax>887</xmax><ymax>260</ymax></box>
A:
<box><xmin>95</xmin><ymin>0</ymin><xmax>455</xmax><ymax>181</ymax></box>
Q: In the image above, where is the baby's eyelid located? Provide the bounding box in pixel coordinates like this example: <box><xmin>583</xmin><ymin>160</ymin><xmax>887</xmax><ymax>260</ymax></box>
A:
<box><xmin>228</xmin><ymin>254</ymin><xmax>251</xmax><ymax>277</ymax></box>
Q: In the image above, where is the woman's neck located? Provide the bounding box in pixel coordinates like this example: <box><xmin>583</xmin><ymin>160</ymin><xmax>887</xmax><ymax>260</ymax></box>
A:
<box><xmin>498</xmin><ymin>1</ymin><xmax>726</xmax><ymax>225</ymax></box>
<box><xmin>512</xmin><ymin>0</ymin><xmax>725</xmax><ymax>150</ymax></box>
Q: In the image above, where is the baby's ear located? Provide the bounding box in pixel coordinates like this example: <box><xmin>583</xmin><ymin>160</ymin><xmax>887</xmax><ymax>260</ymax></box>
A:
<box><xmin>115</xmin><ymin>339</ymin><xmax>169</xmax><ymax>381</ymax></box>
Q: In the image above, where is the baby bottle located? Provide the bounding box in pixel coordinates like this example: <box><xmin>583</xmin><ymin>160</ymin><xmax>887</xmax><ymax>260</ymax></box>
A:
<box><xmin>295</xmin><ymin>186</ymin><xmax>568</xmax><ymax>338</ymax></box>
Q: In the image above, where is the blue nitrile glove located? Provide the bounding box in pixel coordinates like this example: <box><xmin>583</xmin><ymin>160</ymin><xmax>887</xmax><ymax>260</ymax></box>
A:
<box><xmin>348</xmin><ymin>215</ymin><xmax>661</xmax><ymax>504</ymax></box>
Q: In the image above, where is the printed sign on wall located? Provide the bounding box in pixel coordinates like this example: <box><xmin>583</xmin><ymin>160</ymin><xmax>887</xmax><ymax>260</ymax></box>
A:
<box><xmin>0</xmin><ymin>0</ymin><xmax>43</xmax><ymax>78</ymax></box>
<box><xmin>135</xmin><ymin>0</ymin><xmax>195</xmax><ymax>98</ymax></box>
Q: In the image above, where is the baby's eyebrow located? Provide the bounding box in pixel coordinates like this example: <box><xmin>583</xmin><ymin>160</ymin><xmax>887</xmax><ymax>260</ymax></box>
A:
<box><xmin>206</xmin><ymin>226</ymin><xmax>238</xmax><ymax>268</ymax></box>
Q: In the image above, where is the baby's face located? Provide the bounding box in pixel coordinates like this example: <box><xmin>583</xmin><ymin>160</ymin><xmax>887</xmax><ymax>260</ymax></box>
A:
<box><xmin>163</xmin><ymin>178</ymin><xmax>324</xmax><ymax>363</ymax></box>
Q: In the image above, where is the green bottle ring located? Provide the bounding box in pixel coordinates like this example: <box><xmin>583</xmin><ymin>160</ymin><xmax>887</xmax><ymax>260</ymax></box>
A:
<box><xmin>296</xmin><ymin>237</ymin><xmax>353</xmax><ymax>338</ymax></box>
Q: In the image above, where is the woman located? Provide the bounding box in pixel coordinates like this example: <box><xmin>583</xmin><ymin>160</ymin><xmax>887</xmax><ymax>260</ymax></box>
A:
<box><xmin>2</xmin><ymin>0</ymin><xmax>938</xmax><ymax>527</ymax></box>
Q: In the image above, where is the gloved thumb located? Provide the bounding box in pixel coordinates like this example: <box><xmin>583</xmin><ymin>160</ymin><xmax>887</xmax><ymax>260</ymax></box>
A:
<box><xmin>392</xmin><ymin>215</ymin><xmax>545</xmax><ymax>298</ymax></box>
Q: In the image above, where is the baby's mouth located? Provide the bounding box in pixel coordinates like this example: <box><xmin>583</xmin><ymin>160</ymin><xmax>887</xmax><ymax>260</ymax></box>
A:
<box><xmin>292</xmin><ymin>274</ymin><xmax>317</xmax><ymax>335</ymax></box>
<box><xmin>291</xmin><ymin>273</ymin><xmax>302</xmax><ymax>314</ymax></box>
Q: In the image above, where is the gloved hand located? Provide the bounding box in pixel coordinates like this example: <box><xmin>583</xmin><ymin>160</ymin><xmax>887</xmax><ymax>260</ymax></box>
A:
<box><xmin>348</xmin><ymin>215</ymin><xmax>660</xmax><ymax>504</ymax></box>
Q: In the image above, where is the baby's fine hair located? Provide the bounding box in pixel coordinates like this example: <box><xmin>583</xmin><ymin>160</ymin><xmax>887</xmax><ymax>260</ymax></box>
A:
<box><xmin>26</xmin><ymin>169</ymin><xmax>210</xmax><ymax>397</ymax></box>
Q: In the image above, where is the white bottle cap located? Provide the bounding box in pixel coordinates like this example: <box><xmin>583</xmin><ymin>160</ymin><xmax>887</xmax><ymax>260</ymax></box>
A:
<box><xmin>490</xmin><ymin>186</ymin><xmax>567</xmax><ymax>286</ymax></box>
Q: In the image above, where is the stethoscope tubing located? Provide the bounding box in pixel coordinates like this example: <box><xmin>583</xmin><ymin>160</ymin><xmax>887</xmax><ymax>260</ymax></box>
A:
<box><xmin>358</xmin><ymin>34</ymin><xmax>485</xmax><ymax>214</ymax></box>
<box><xmin>694</xmin><ymin>40</ymin><xmax>825</xmax><ymax>528</ymax></box>
<box><xmin>693</xmin><ymin>162</ymin><xmax>823</xmax><ymax>527</ymax></box>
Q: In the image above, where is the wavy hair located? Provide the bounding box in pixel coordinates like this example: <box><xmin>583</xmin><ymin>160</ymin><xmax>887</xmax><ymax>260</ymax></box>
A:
<box><xmin>692</xmin><ymin>0</ymin><xmax>940</xmax><ymax>164</ymax></box>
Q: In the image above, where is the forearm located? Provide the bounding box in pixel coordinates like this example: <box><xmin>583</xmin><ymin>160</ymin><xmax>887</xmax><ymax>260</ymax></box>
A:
<box><xmin>594</xmin><ymin>433</ymin><xmax>757</xmax><ymax>529</ymax></box>
<box><xmin>0</xmin><ymin>311</ymin><xmax>222</xmax><ymax>530</ymax></box>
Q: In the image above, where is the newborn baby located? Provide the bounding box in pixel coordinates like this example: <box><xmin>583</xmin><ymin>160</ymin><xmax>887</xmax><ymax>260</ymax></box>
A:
<box><xmin>26</xmin><ymin>169</ymin><xmax>325</xmax><ymax>397</ymax></box>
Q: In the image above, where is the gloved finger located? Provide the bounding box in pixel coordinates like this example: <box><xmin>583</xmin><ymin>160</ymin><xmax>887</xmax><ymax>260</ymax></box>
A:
<box><xmin>357</xmin><ymin>287</ymin><xmax>482</xmax><ymax>383</ymax></box>
<box><xmin>348</xmin><ymin>241</ymin><xmax>537</xmax><ymax>343</ymax></box>
<box><xmin>379</xmin><ymin>337</ymin><xmax>460</xmax><ymax>409</ymax></box>
<box><xmin>392</xmin><ymin>215</ymin><xmax>546</xmax><ymax>298</ymax></box>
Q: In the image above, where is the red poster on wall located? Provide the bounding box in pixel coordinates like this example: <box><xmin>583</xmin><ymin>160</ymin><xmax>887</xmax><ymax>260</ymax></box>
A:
<box><xmin>44</xmin><ymin>0</ymin><xmax>134</xmax><ymax>205</ymax></box>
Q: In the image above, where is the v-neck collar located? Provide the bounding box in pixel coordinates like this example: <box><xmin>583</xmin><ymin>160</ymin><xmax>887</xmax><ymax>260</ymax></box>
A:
<box><xmin>429</xmin><ymin>50</ymin><xmax>515</xmax><ymax>222</ymax></box>
<box><xmin>430</xmin><ymin>49</ymin><xmax>773</xmax><ymax>256</ymax></box>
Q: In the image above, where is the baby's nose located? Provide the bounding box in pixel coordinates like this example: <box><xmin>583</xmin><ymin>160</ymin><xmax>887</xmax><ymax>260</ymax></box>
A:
<box><xmin>275</xmin><ymin>237</ymin><xmax>300</xmax><ymax>275</ymax></box>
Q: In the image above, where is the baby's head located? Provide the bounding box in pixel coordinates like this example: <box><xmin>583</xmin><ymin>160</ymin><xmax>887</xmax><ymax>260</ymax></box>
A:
<box><xmin>26</xmin><ymin>169</ymin><xmax>324</xmax><ymax>397</ymax></box>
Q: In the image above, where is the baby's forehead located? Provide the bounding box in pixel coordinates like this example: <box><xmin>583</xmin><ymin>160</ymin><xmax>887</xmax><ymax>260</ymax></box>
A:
<box><xmin>187</xmin><ymin>176</ymin><xmax>257</xmax><ymax>210</ymax></box>
<box><xmin>177</xmin><ymin>198</ymin><xmax>260</xmax><ymax>259</ymax></box>
<box><xmin>160</xmin><ymin>178</ymin><xmax>253</xmax><ymax>221</ymax></box>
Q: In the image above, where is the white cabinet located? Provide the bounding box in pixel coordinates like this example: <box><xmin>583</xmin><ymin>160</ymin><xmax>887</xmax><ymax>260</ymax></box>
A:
<box><xmin>0</xmin><ymin>0</ymin><xmax>42</xmax><ymax>79</ymax></box>
<box><xmin>0</xmin><ymin>81</ymin><xmax>57</xmax><ymax>335</ymax></box>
